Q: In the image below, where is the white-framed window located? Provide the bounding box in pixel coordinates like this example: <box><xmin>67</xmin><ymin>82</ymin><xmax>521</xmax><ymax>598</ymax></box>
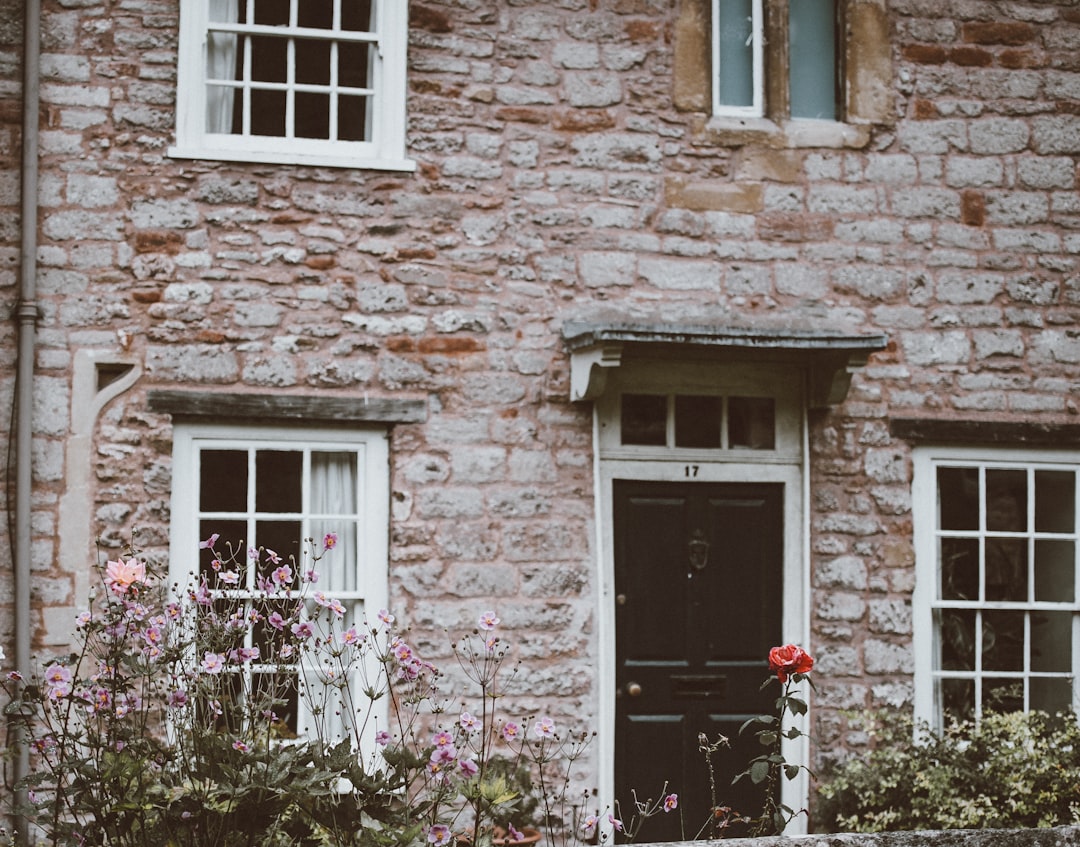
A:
<box><xmin>170</xmin><ymin>0</ymin><xmax>413</xmax><ymax>171</ymax></box>
<box><xmin>913</xmin><ymin>448</ymin><xmax>1080</xmax><ymax>728</ymax></box>
<box><xmin>712</xmin><ymin>0</ymin><xmax>838</xmax><ymax>121</ymax></box>
<box><xmin>168</xmin><ymin>422</ymin><xmax>390</xmax><ymax>741</ymax></box>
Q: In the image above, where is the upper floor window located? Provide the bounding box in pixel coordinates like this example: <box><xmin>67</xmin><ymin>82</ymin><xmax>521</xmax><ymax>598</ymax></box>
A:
<box><xmin>713</xmin><ymin>0</ymin><xmax>838</xmax><ymax>120</ymax></box>
<box><xmin>170</xmin><ymin>0</ymin><xmax>413</xmax><ymax>170</ymax></box>
<box><xmin>913</xmin><ymin>449</ymin><xmax>1080</xmax><ymax>728</ymax></box>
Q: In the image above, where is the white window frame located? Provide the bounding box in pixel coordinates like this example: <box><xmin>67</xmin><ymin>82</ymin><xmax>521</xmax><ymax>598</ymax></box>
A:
<box><xmin>170</xmin><ymin>0</ymin><xmax>414</xmax><ymax>171</ymax></box>
<box><xmin>711</xmin><ymin>0</ymin><xmax>765</xmax><ymax>118</ymax></box>
<box><xmin>168</xmin><ymin>422</ymin><xmax>391</xmax><ymax>745</ymax></box>
<box><xmin>913</xmin><ymin>446</ymin><xmax>1080</xmax><ymax>730</ymax></box>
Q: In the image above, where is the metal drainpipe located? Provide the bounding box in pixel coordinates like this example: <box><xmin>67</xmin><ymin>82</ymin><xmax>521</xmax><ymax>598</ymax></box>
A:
<box><xmin>13</xmin><ymin>0</ymin><xmax>40</xmax><ymax>842</ymax></box>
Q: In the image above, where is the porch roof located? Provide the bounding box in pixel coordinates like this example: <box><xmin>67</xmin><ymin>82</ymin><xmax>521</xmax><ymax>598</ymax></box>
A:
<box><xmin>561</xmin><ymin>318</ymin><xmax>888</xmax><ymax>409</ymax></box>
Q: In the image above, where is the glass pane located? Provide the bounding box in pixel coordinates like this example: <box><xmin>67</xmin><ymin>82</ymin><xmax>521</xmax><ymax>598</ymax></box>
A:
<box><xmin>249</xmin><ymin>35</ymin><xmax>288</xmax><ymax>83</ymax></box>
<box><xmin>1035</xmin><ymin>539</ymin><xmax>1075</xmax><ymax>603</ymax></box>
<box><xmin>255</xmin><ymin>451</ymin><xmax>302</xmax><ymax>512</ymax></box>
<box><xmin>295</xmin><ymin>92</ymin><xmax>330</xmax><ymax>138</ymax></box>
<box><xmin>938</xmin><ymin>609</ymin><xmax>976</xmax><ymax>671</ymax></box>
<box><xmin>940</xmin><ymin>537</ymin><xmax>978</xmax><ymax>601</ymax></box>
<box><xmin>256</xmin><ymin>520</ymin><xmax>303</xmax><ymax>574</ymax></box>
<box><xmin>342</xmin><ymin>0</ymin><xmax>374</xmax><ymax>32</ymax></box>
<box><xmin>296</xmin><ymin>40</ymin><xmax>330</xmax><ymax>85</ymax></box>
<box><xmin>987</xmin><ymin>469</ymin><xmax>1027</xmax><ymax>531</ymax></box>
<box><xmin>716</xmin><ymin>0</ymin><xmax>755</xmax><ymax>108</ymax></box>
<box><xmin>297</xmin><ymin>0</ymin><xmax>332</xmax><ymax>29</ymax></box>
<box><xmin>983</xmin><ymin>678</ymin><xmax>1023</xmax><ymax>714</ymax></box>
<box><xmin>338</xmin><ymin>94</ymin><xmax>370</xmax><ymax>141</ymax></box>
<box><xmin>621</xmin><ymin>394</ymin><xmax>667</xmax><ymax>446</ymax></box>
<box><xmin>1031</xmin><ymin>677</ymin><xmax>1072</xmax><ymax>714</ymax></box>
<box><xmin>983</xmin><ymin>610</ymin><xmax>1024</xmax><ymax>672</ymax></box>
<box><xmin>939</xmin><ymin>678</ymin><xmax>974</xmax><ymax>724</ymax></box>
<box><xmin>938</xmin><ymin>466</ymin><xmax>978</xmax><ymax>531</ymax></box>
<box><xmin>789</xmin><ymin>0</ymin><xmax>836</xmax><ymax>120</ymax></box>
<box><xmin>1031</xmin><ymin>611</ymin><xmax>1071</xmax><ymax>673</ymax></box>
<box><xmin>728</xmin><ymin>397</ymin><xmax>775</xmax><ymax>449</ymax></box>
<box><xmin>253</xmin><ymin>0</ymin><xmax>289</xmax><ymax>27</ymax></box>
<box><xmin>250</xmin><ymin>89</ymin><xmax>287</xmax><ymax>136</ymax></box>
<box><xmin>340</xmin><ymin>42</ymin><xmax>372</xmax><ymax>88</ymax></box>
<box><xmin>200</xmin><ymin>518</ymin><xmax>247</xmax><ymax>579</ymax></box>
<box><xmin>674</xmin><ymin>395</ymin><xmax>722</xmax><ymax>448</ymax></box>
<box><xmin>1035</xmin><ymin>470</ymin><xmax>1076</xmax><ymax>533</ymax></box>
<box><xmin>201</xmin><ymin>450</ymin><xmax>248</xmax><ymax>512</ymax></box>
<box><xmin>985</xmin><ymin>538</ymin><xmax>1027</xmax><ymax>602</ymax></box>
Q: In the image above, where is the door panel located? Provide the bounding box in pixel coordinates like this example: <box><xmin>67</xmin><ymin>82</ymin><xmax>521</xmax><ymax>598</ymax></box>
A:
<box><xmin>614</xmin><ymin>480</ymin><xmax>783</xmax><ymax>841</ymax></box>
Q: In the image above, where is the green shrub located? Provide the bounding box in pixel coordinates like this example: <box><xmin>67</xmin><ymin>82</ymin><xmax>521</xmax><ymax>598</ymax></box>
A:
<box><xmin>815</xmin><ymin>710</ymin><xmax>1080</xmax><ymax>832</ymax></box>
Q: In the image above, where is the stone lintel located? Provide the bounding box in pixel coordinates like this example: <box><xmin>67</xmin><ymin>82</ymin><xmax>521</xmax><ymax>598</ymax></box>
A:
<box><xmin>147</xmin><ymin>390</ymin><xmax>427</xmax><ymax>424</ymax></box>
<box><xmin>890</xmin><ymin>417</ymin><xmax>1080</xmax><ymax>446</ymax></box>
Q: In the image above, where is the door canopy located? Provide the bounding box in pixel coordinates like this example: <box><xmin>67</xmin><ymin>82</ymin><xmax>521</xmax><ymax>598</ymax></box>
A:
<box><xmin>562</xmin><ymin>318</ymin><xmax>888</xmax><ymax>409</ymax></box>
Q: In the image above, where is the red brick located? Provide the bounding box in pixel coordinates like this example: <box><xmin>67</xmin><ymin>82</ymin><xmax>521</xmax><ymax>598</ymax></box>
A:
<box><xmin>410</xmin><ymin>4</ymin><xmax>452</xmax><ymax>33</ymax></box>
<box><xmin>134</xmin><ymin>230</ymin><xmax>182</xmax><ymax>254</ymax></box>
<box><xmin>901</xmin><ymin>44</ymin><xmax>947</xmax><ymax>64</ymax></box>
<box><xmin>494</xmin><ymin>107</ymin><xmax>549</xmax><ymax>124</ymax></box>
<box><xmin>625</xmin><ymin>20</ymin><xmax>660</xmax><ymax>42</ymax></box>
<box><xmin>913</xmin><ymin>99</ymin><xmax>938</xmax><ymax>119</ymax></box>
<box><xmin>962</xmin><ymin>190</ymin><xmax>986</xmax><ymax>227</ymax></box>
<box><xmin>962</xmin><ymin>21</ymin><xmax>1036</xmax><ymax>45</ymax></box>
<box><xmin>418</xmin><ymin>337</ymin><xmax>484</xmax><ymax>354</ymax></box>
<box><xmin>949</xmin><ymin>46</ymin><xmax>993</xmax><ymax>67</ymax></box>
<box><xmin>552</xmin><ymin>109</ymin><xmax>616</xmax><ymax>131</ymax></box>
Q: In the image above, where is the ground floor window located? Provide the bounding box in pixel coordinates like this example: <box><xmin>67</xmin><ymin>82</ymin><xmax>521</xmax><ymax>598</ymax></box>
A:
<box><xmin>169</xmin><ymin>423</ymin><xmax>389</xmax><ymax>741</ymax></box>
<box><xmin>913</xmin><ymin>448</ymin><xmax>1080</xmax><ymax>727</ymax></box>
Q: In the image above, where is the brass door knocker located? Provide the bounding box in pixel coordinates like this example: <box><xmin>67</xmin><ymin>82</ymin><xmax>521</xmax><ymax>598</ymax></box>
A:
<box><xmin>688</xmin><ymin>529</ymin><xmax>710</xmax><ymax>571</ymax></box>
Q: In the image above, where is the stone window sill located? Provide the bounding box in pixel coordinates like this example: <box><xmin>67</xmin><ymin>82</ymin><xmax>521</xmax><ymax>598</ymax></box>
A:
<box><xmin>698</xmin><ymin>116</ymin><xmax>873</xmax><ymax>149</ymax></box>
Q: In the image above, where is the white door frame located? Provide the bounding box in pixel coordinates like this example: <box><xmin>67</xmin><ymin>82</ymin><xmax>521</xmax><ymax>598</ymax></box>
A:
<box><xmin>590</xmin><ymin>364</ymin><xmax>811</xmax><ymax>834</ymax></box>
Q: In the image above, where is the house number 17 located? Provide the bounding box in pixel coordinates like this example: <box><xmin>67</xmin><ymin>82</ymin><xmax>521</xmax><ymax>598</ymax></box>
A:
<box><xmin>684</xmin><ymin>465</ymin><xmax>699</xmax><ymax>477</ymax></box>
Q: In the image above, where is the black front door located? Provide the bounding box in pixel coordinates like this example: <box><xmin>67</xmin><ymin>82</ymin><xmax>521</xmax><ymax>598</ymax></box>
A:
<box><xmin>613</xmin><ymin>480</ymin><xmax>784</xmax><ymax>841</ymax></box>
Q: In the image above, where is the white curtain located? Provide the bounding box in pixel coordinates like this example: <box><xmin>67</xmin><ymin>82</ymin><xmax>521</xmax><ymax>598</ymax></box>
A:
<box><xmin>206</xmin><ymin>0</ymin><xmax>239</xmax><ymax>133</ymax></box>
<box><xmin>311</xmin><ymin>452</ymin><xmax>359</xmax><ymax>593</ymax></box>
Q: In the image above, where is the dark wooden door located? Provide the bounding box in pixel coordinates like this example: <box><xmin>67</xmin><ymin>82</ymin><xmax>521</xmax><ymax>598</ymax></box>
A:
<box><xmin>613</xmin><ymin>480</ymin><xmax>784</xmax><ymax>841</ymax></box>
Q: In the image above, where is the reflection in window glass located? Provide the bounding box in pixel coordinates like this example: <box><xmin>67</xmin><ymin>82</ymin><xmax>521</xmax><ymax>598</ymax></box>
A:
<box><xmin>715</xmin><ymin>0</ymin><xmax>756</xmax><ymax>109</ymax></box>
<box><xmin>1034</xmin><ymin>540</ymin><xmax>1074</xmax><ymax>603</ymax></box>
<box><xmin>789</xmin><ymin>0</ymin><xmax>836</xmax><ymax>120</ymax></box>
<box><xmin>621</xmin><ymin>394</ymin><xmax>667</xmax><ymax>446</ymax></box>
<box><xmin>728</xmin><ymin>397</ymin><xmax>775</xmax><ymax>449</ymax></box>
<box><xmin>674</xmin><ymin>395</ymin><xmax>722</xmax><ymax>448</ymax></box>
<box><xmin>1035</xmin><ymin>470</ymin><xmax>1075</xmax><ymax>533</ymax></box>
<box><xmin>940</xmin><ymin>537</ymin><xmax>978</xmax><ymax>601</ymax></box>
<box><xmin>986</xmin><ymin>469</ymin><xmax>1027</xmax><ymax>532</ymax></box>
<box><xmin>937</xmin><ymin>466</ymin><xmax>979</xmax><ymax>531</ymax></box>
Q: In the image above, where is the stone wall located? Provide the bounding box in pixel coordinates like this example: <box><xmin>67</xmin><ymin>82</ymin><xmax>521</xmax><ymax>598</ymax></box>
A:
<box><xmin>0</xmin><ymin>0</ymin><xmax>1078</xmax><ymax>787</ymax></box>
<box><xmin>647</xmin><ymin>826</ymin><xmax>1080</xmax><ymax>847</ymax></box>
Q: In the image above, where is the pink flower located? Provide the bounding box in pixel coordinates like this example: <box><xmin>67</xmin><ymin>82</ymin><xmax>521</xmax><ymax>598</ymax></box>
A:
<box><xmin>664</xmin><ymin>793</ymin><xmax>678</xmax><ymax>812</ymax></box>
<box><xmin>323</xmin><ymin>532</ymin><xmax>338</xmax><ymax>550</ymax></box>
<box><xmin>581</xmin><ymin>816</ymin><xmax>598</xmax><ymax>838</ymax></box>
<box><xmin>233</xmin><ymin>740</ymin><xmax>249</xmax><ymax>752</ymax></box>
<box><xmin>168</xmin><ymin>689</ymin><xmax>188</xmax><ymax>708</ymax></box>
<box><xmin>432</xmin><ymin>730</ymin><xmax>455</xmax><ymax>748</ymax></box>
<box><xmin>105</xmin><ymin>557</ymin><xmax>146</xmax><ymax>595</ymax></box>
<box><xmin>478</xmin><ymin>610</ymin><xmax>500</xmax><ymax>631</ymax></box>
<box><xmin>607</xmin><ymin>814</ymin><xmax>623</xmax><ymax>832</ymax></box>
<box><xmin>271</xmin><ymin>565</ymin><xmax>293</xmax><ymax>587</ymax></box>
<box><xmin>533</xmin><ymin>716</ymin><xmax>556</xmax><ymax>738</ymax></box>
<box><xmin>265</xmin><ymin>549</ymin><xmax>281</xmax><ymax>565</ymax></box>
<box><xmin>279</xmin><ymin>644</ymin><xmax>295</xmax><ymax>659</ymax></box>
<box><xmin>428</xmin><ymin>825</ymin><xmax>451</xmax><ymax>847</ymax></box>
<box><xmin>427</xmin><ymin>745</ymin><xmax>457</xmax><ymax>779</ymax></box>
<box><xmin>199</xmin><ymin>533</ymin><xmax>220</xmax><ymax>550</ymax></box>
<box><xmin>315</xmin><ymin>592</ymin><xmax>346</xmax><ymax>619</ymax></box>
<box><xmin>201</xmin><ymin>652</ymin><xmax>226</xmax><ymax>674</ymax></box>
<box><xmin>501</xmin><ymin>721</ymin><xmax>521</xmax><ymax>742</ymax></box>
<box><xmin>375</xmin><ymin>730</ymin><xmax>391</xmax><ymax>746</ymax></box>
<box><xmin>291</xmin><ymin>621</ymin><xmax>314</xmax><ymax>640</ymax></box>
<box><xmin>268</xmin><ymin>612</ymin><xmax>287</xmax><ymax>631</ymax></box>
<box><xmin>340</xmin><ymin>626</ymin><xmax>363</xmax><ymax>646</ymax></box>
<box><xmin>43</xmin><ymin>664</ymin><xmax>72</xmax><ymax>698</ymax></box>
<box><xmin>507</xmin><ymin>825</ymin><xmax>525</xmax><ymax>842</ymax></box>
<box><xmin>219</xmin><ymin>570</ymin><xmax>240</xmax><ymax>586</ymax></box>
<box><xmin>377</xmin><ymin>609</ymin><xmax>395</xmax><ymax>627</ymax></box>
<box><xmin>460</xmin><ymin>711</ymin><xmax>478</xmax><ymax>732</ymax></box>
<box><xmin>305</xmin><ymin>568</ymin><xmax>319</xmax><ymax>583</ymax></box>
<box><xmin>459</xmin><ymin>757</ymin><xmax>479</xmax><ymax>777</ymax></box>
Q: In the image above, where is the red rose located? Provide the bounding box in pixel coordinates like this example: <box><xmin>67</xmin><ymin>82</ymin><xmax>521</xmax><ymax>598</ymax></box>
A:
<box><xmin>768</xmin><ymin>644</ymin><xmax>814</xmax><ymax>682</ymax></box>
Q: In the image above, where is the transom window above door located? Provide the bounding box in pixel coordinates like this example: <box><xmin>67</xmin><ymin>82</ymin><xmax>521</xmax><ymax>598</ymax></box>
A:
<box><xmin>621</xmin><ymin>393</ymin><xmax>776</xmax><ymax>450</ymax></box>
<box><xmin>171</xmin><ymin>0</ymin><xmax>412</xmax><ymax>170</ymax></box>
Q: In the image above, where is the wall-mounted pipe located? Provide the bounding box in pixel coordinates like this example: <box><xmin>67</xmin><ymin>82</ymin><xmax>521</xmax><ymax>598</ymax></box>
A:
<box><xmin>13</xmin><ymin>0</ymin><xmax>41</xmax><ymax>842</ymax></box>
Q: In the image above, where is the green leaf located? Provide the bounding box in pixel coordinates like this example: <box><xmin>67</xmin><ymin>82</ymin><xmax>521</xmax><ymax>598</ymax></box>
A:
<box><xmin>758</xmin><ymin>731</ymin><xmax>778</xmax><ymax>746</ymax></box>
<box><xmin>788</xmin><ymin>697</ymin><xmax>808</xmax><ymax>716</ymax></box>
<box><xmin>749</xmin><ymin>760</ymin><xmax>770</xmax><ymax>784</ymax></box>
<box><xmin>784</xmin><ymin>764</ymin><xmax>800</xmax><ymax>780</ymax></box>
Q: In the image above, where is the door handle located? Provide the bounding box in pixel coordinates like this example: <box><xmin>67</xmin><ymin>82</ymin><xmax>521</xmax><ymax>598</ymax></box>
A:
<box><xmin>625</xmin><ymin>682</ymin><xmax>642</xmax><ymax>697</ymax></box>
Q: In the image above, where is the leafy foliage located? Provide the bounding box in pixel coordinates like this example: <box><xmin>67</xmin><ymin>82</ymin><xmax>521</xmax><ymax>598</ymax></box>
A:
<box><xmin>815</xmin><ymin>710</ymin><xmax>1080</xmax><ymax>833</ymax></box>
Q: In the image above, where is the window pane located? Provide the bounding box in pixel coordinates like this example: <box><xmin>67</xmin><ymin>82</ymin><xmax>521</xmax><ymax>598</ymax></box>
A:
<box><xmin>674</xmin><ymin>395</ymin><xmax>722</xmax><ymax>448</ymax></box>
<box><xmin>253</xmin><ymin>0</ymin><xmax>289</xmax><ymax>26</ymax></box>
<box><xmin>340</xmin><ymin>41</ymin><xmax>373</xmax><ymax>89</ymax></box>
<box><xmin>938</xmin><ymin>609</ymin><xmax>976</xmax><ymax>671</ymax></box>
<box><xmin>251</xmin><ymin>89</ymin><xmax>287</xmax><ymax>135</ymax></box>
<box><xmin>1035</xmin><ymin>539</ymin><xmax>1074</xmax><ymax>603</ymax></box>
<box><xmin>938</xmin><ymin>466</ymin><xmax>979</xmax><ymax>531</ymax></box>
<box><xmin>1031</xmin><ymin>677</ymin><xmax>1072</xmax><ymax>714</ymax></box>
<box><xmin>255</xmin><ymin>450</ymin><xmax>302</xmax><ymax>512</ymax></box>
<box><xmin>1035</xmin><ymin>470</ymin><xmax>1076</xmax><ymax>533</ymax></box>
<box><xmin>256</xmin><ymin>520</ymin><xmax>302</xmax><ymax>572</ymax></box>
<box><xmin>621</xmin><ymin>394</ymin><xmax>667</xmax><ymax>446</ymax></box>
<box><xmin>940</xmin><ymin>537</ymin><xmax>978</xmax><ymax>601</ymax></box>
<box><xmin>728</xmin><ymin>397</ymin><xmax>775</xmax><ymax>449</ymax></box>
<box><xmin>789</xmin><ymin>0</ymin><xmax>836</xmax><ymax>120</ymax></box>
<box><xmin>200</xmin><ymin>518</ymin><xmax>247</xmax><ymax>578</ymax></box>
<box><xmin>1031</xmin><ymin>611</ymin><xmax>1071</xmax><ymax>673</ymax></box>
<box><xmin>985</xmin><ymin>538</ymin><xmax>1027</xmax><ymax>602</ymax></box>
<box><xmin>201</xmin><ymin>450</ymin><xmax>248</xmax><ymax>512</ymax></box>
<box><xmin>342</xmin><ymin>0</ymin><xmax>374</xmax><ymax>32</ymax></box>
<box><xmin>987</xmin><ymin>469</ymin><xmax>1027</xmax><ymax>531</ymax></box>
<box><xmin>983</xmin><ymin>610</ymin><xmax>1024</xmax><ymax>672</ymax></box>
<box><xmin>296</xmin><ymin>39</ymin><xmax>331</xmax><ymax>85</ymax></box>
<box><xmin>716</xmin><ymin>0</ymin><xmax>755</xmax><ymax>108</ymax></box>
<box><xmin>297</xmin><ymin>0</ymin><xmax>332</xmax><ymax>30</ymax></box>
<box><xmin>338</xmin><ymin>94</ymin><xmax>370</xmax><ymax>141</ymax></box>
<box><xmin>939</xmin><ymin>678</ymin><xmax>974</xmax><ymax>724</ymax></box>
<box><xmin>983</xmin><ymin>678</ymin><xmax>1023</xmax><ymax>714</ymax></box>
<box><xmin>249</xmin><ymin>35</ymin><xmax>288</xmax><ymax>83</ymax></box>
<box><xmin>296</xmin><ymin>92</ymin><xmax>330</xmax><ymax>138</ymax></box>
